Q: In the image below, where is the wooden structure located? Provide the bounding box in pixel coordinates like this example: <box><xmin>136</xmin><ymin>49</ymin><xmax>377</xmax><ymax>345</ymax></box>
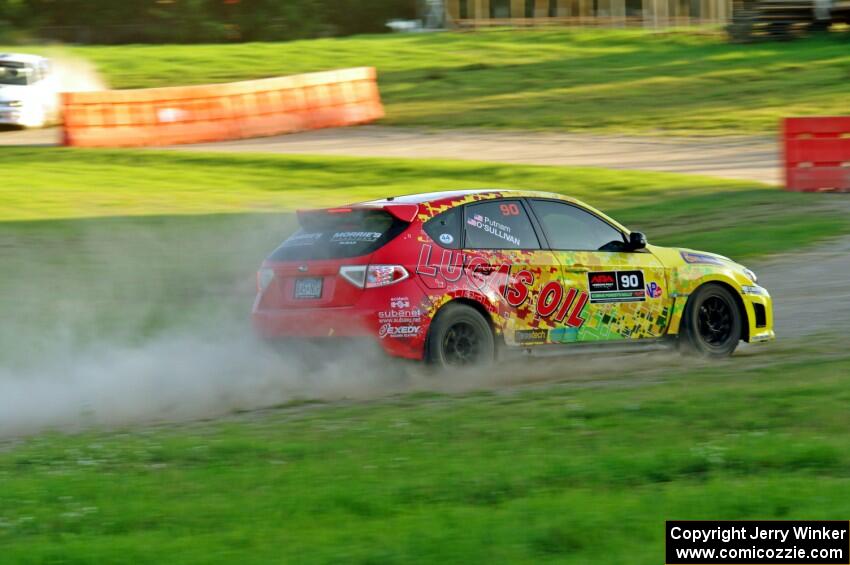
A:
<box><xmin>445</xmin><ymin>0</ymin><xmax>734</xmax><ymax>27</ymax></box>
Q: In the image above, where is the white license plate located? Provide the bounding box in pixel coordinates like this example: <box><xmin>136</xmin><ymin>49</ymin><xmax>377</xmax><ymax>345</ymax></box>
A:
<box><xmin>294</xmin><ymin>277</ymin><xmax>322</xmax><ymax>299</ymax></box>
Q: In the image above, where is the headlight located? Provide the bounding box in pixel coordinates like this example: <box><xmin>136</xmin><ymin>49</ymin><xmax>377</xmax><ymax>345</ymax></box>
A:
<box><xmin>742</xmin><ymin>285</ymin><xmax>768</xmax><ymax>296</ymax></box>
<box><xmin>743</xmin><ymin>268</ymin><xmax>758</xmax><ymax>284</ymax></box>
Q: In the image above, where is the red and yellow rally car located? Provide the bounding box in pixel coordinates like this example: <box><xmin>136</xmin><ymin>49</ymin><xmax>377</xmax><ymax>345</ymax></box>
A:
<box><xmin>253</xmin><ymin>190</ymin><xmax>774</xmax><ymax>366</ymax></box>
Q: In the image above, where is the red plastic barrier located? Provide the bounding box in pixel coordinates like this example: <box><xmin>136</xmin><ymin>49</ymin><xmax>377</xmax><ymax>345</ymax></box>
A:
<box><xmin>62</xmin><ymin>67</ymin><xmax>384</xmax><ymax>147</ymax></box>
<box><xmin>783</xmin><ymin>117</ymin><xmax>850</xmax><ymax>192</ymax></box>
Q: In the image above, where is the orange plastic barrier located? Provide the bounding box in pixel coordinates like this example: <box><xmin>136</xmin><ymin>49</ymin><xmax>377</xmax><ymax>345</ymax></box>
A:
<box><xmin>62</xmin><ymin>67</ymin><xmax>384</xmax><ymax>147</ymax></box>
<box><xmin>783</xmin><ymin>117</ymin><xmax>850</xmax><ymax>192</ymax></box>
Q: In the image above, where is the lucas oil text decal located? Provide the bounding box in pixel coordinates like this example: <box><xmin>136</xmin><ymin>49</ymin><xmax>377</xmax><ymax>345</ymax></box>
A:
<box><xmin>505</xmin><ymin>269</ymin><xmax>588</xmax><ymax>328</ymax></box>
<box><xmin>587</xmin><ymin>271</ymin><xmax>646</xmax><ymax>304</ymax></box>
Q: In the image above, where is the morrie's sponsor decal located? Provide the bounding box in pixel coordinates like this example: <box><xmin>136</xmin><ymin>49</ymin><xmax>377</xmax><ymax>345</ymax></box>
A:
<box><xmin>283</xmin><ymin>232</ymin><xmax>323</xmax><ymax>247</ymax></box>
<box><xmin>331</xmin><ymin>231</ymin><xmax>383</xmax><ymax>245</ymax></box>
<box><xmin>587</xmin><ymin>270</ymin><xmax>646</xmax><ymax>303</ymax></box>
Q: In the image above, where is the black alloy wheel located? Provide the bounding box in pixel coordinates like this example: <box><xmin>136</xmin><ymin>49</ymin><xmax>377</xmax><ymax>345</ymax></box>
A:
<box><xmin>426</xmin><ymin>303</ymin><xmax>495</xmax><ymax>368</ymax></box>
<box><xmin>680</xmin><ymin>283</ymin><xmax>743</xmax><ymax>357</ymax></box>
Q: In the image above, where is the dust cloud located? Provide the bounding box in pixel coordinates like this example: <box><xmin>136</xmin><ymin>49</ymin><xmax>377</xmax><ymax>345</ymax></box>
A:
<box><xmin>0</xmin><ymin>211</ymin><xmax>688</xmax><ymax>439</ymax></box>
<box><xmin>0</xmin><ymin>213</ymin><xmax>420</xmax><ymax>438</ymax></box>
<box><xmin>48</xmin><ymin>51</ymin><xmax>108</xmax><ymax>92</ymax></box>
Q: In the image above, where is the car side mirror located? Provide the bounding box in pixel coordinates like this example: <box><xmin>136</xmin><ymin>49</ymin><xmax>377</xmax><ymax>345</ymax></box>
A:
<box><xmin>628</xmin><ymin>231</ymin><xmax>647</xmax><ymax>251</ymax></box>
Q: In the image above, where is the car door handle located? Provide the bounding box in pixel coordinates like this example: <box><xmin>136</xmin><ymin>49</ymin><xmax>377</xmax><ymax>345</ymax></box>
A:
<box><xmin>564</xmin><ymin>266</ymin><xmax>590</xmax><ymax>273</ymax></box>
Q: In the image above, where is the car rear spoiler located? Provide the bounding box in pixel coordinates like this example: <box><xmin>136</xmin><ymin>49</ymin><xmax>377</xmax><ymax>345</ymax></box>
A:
<box><xmin>296</xmin><ymin>203</ymin><xmax>420</xmax><ymax>224</ymax></box>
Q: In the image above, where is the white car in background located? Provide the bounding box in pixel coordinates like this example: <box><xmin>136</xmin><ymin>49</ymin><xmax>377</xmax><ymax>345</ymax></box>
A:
<box><xmin>0</xmin><ymin>53</ymin><xmax>60</xmax><ymax>128</ymax></box>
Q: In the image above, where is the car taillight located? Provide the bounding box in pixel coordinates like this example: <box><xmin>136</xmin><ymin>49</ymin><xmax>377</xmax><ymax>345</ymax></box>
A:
<box><xmin>339</xmin><ymin>265</ymin><xmax>409</xmax><ymax>288</ymax></box>
<box><xmin>257</xmin><ymin>267</ymin><xmax>274</xmax><ymax>292</ymax></box>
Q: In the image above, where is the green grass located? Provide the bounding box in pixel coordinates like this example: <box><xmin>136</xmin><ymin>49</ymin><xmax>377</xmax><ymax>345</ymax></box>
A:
<box><xmin>12</xmin><ymin>28</ymin><xmax>850</xmax><ymax>134</ymax></box>
<box><xmin>2</xmin><ymin>148</ymin><xmax>847</xmax><ymax>259</ymax></box>
<box><xmin>2</xmin><ymin>342</ymin><xmax>850</xmax><ymax>563</ymax></box>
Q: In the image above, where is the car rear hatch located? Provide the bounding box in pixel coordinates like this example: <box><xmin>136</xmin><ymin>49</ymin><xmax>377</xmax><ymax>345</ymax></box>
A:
<box><xmin>257</xmin><ymin>204</ymin><xmax>417</xmax><ymax>309</ymax></box>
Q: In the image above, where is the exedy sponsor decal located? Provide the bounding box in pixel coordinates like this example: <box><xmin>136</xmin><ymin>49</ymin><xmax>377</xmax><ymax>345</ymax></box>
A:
<box><xmin>515</xmin><ymin>328</ymin><xmax>548</xmax><ymax>345</ymax></box>
<box><xmin>587</xmin><ymin>270</ymin><xmax>646</xmax><ymax>303</ymax></box>
<box><xmin>378</xmin><ymin>324</ymin><xmax>420</xmax><ymax>339</ymax></box>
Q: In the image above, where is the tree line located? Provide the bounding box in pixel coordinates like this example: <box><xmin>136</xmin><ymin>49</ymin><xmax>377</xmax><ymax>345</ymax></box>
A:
<box><xmin>0</xmin><ymin>0</ymin><xmax>419</xmax><ymax>43</ymax></box>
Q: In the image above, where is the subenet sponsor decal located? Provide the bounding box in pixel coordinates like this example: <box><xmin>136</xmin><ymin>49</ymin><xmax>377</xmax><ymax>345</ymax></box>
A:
<box><xmin>378</xmin><ymin>296</ymin><xmax>423</xmax><ymax>338</ymax></box>
<box><xmin>587</xmin><ymin>270</ymin><xmax>646</xmax><ymax>303</ymax></box>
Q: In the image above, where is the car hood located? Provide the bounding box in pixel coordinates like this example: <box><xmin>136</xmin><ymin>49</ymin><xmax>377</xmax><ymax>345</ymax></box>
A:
<box><xmin>0</xmin><ymin>84</ymin><xmax>30</xmax><ymax>102</ymax></box>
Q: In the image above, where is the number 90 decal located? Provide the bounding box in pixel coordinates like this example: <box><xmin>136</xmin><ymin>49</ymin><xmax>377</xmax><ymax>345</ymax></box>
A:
<box><xmin>499</xmin><ymin>203</ymin><xmax>521</xmax><ymax>216</ymax></box>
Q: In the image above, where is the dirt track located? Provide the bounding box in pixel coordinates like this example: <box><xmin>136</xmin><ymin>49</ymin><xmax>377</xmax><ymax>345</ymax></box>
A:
<box><xmin>3</xmin><ymin>126</ymin><xmax>779</xmax><ymax>184</ymax></box>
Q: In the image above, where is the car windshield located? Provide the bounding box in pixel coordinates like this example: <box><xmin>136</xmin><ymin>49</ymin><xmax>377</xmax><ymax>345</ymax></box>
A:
<box><xmin>0</xmin><ymin>62</ymin><xmax>34</xmax><ymax>86</ymax></box>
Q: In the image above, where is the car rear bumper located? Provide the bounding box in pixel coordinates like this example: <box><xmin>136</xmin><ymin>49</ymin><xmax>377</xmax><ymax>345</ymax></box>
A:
<box><xmin>252</xmin><ymin>280</ymin><xmax>432</xmax><ymax>360</ymax></box>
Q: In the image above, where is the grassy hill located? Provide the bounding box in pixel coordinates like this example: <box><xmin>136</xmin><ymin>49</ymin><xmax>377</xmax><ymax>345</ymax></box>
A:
<box><xmin>13</xmin><ymin>28</ymin><xmax>850</xmax><ymax>134</ymax></box>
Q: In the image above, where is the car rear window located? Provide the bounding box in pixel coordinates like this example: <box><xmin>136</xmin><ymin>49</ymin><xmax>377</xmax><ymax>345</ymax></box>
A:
<box><xmin>268</xmin><ymin>209</ymin><xmax>407</xmax><ymax>261</ymax></box>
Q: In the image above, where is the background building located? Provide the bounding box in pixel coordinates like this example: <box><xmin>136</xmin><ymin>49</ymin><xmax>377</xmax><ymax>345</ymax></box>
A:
<box><xmin>444</xmin><ymin>0</ymin><xmax>733</xmax><ymax>26</ymax></box>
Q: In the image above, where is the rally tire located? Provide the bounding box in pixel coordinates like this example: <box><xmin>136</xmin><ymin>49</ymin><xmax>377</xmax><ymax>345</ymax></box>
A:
<box><xmin>425</xmin><ymin>303</ymin><xmax>495</xmax><ymax>368</ymax></box>
<box><xmin>679</xmin><ymin>283</ymin><xmax>743</xmax><ymax>358</ymax></box>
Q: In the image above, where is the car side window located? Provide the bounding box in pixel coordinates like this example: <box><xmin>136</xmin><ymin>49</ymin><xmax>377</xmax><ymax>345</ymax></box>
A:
<box><xmin>529</xmin><ymin>199</ymin><xmax>626</xmax><ymax>251</ymax></box>
<box><xmin>423</xmin><ymin>207</ymin><xmax>461</xmax><ymax>249</ymax></box>
<box><xmin>463</xmin><ymin>200</ymin><xmax>540</xmax><ymax>250</ymax></box>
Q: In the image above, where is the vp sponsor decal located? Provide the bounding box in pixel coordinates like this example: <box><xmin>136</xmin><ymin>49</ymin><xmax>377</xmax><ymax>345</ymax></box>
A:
<box><xmin>587</xmin><ymin>270</ymin><xmax>646</xmax><ymax>304</ymax></box>
<box><xmin>647</xmin><ymin>282</ymin><xmax>662</xmax><ymax>299</ymax></box>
